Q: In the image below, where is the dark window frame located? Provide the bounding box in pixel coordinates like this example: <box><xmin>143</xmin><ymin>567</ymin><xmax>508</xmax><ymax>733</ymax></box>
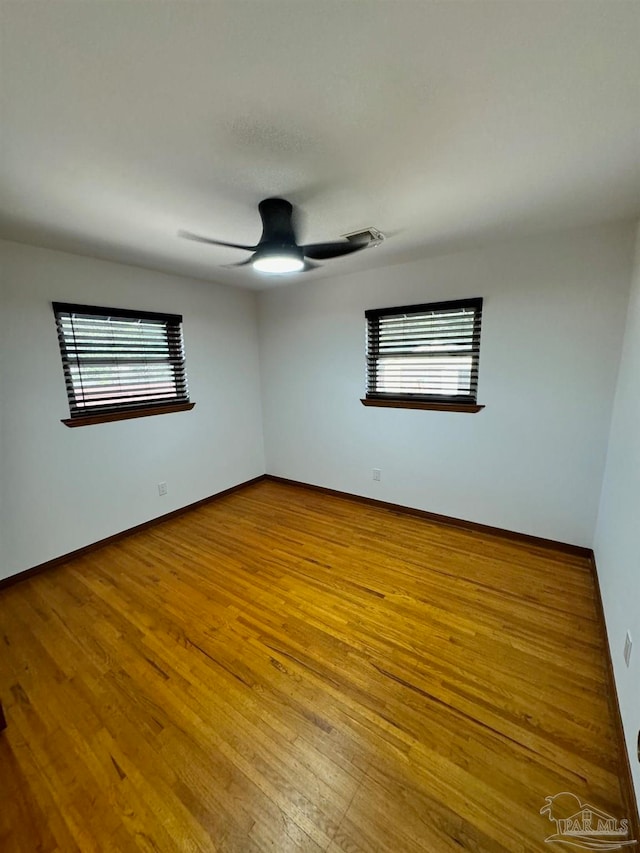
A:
<box><xmin>362</xmin><ymin>297</ymin><xmax>484</xmax><ymax>413</ymax></box>
<box><xmin>53</xmin><ymin>302</ymin><xmax>195</xmax><ymax>427</ymax></box>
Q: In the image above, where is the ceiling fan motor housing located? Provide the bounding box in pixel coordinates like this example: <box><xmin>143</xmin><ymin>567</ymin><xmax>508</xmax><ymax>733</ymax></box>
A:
<box><xmin>258</xmin><ymin>198</ymin><xmax>298</xmax><ymax>247</ymax></box>
<box><xmin>253</xmin><ymin>242</ymin><xmax>304</xmax><ymax>264</ymax></box>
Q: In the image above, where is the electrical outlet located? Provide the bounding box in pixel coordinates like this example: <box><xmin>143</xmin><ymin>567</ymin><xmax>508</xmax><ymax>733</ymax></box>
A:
<box><xmin>158</xmin><ymin>482</ymin><xmax>168</xmax><ymax>497</ymax></box>
<box><xmin>624</xmin><ymin>631</ymin><xmax>633</xmax><ymax>667</ymax></box>
<box><xmin>373</xmin><ymin>468</ymin><xmax>381</xmax><ymax>481</ymax></box>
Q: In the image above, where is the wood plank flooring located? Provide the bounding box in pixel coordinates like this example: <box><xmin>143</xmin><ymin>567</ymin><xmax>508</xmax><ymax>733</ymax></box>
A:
<box><xmin>0</xmin><ymin>480</ymin><xmax>628</xmax><ymax>852</ymax></box>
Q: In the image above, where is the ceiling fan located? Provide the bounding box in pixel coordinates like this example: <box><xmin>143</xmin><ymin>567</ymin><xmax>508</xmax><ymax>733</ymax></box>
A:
<box><xmin>179</xmin><ymin>198</ymin><xmax>379</xmax><ymax>274</ymax></box>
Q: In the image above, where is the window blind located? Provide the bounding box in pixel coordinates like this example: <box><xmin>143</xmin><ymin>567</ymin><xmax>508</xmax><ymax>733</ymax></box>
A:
<box><xmin>365</xmin><ymin>298</ymin><xmax>483</xmax><ymax>403</ymax></box>
<box><xmin>53</xmin><ymin>302</ymin><xmax>189</xmax><ymax>417</ymax></box>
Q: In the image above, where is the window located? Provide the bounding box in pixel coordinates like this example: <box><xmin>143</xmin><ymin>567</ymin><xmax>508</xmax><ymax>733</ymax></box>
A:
<box><xmin>362</xmin><ymin>297</ymin><xmax>484</xmax><ymax>412</ymax></box>
<box><xmin>53</xmin><ymin>302</ymin><xmax>194</xmax><ymax>426</ymax></box>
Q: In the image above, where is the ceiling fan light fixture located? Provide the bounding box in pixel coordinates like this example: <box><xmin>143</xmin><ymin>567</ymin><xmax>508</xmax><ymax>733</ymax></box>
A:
<box><xmin>180</xmin><ymin>197</ymin><xmax>375</xmax><ymax>273</ymax></box>
<box><xmin>252</xmin><ymin>251</ymin><xmax>304</xmax><ymax>274</ymax></box>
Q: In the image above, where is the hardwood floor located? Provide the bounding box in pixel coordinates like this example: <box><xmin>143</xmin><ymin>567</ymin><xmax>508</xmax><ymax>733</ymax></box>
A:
<box><xmin>0</xmin><ymin>480</ymin><xmax>628</xmax><ymax>852</ymax></box>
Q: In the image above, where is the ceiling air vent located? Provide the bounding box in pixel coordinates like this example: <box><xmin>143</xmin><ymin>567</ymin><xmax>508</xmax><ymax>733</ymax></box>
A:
<box><xmin>342</xmin><ymin>227</ymin><xmax>385</xmax><ymax>248</ymax></box>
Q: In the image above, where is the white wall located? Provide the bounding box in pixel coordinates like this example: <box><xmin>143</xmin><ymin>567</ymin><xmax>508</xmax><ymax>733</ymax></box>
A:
<box><xmin>594</xmin><ymin>223</ymin><xmax>640</xmax><ymax>809</ymax></box>
<box><xmin>258</xmin><ymin>223</ymin><xmax>636</xmax><ymax>547</ymax></box>
<box><xmin>0</xmin><ymin>240</ymin><xmax>265</xmax><ymax>580</ymax></box>
<box><xmin>0</xmin><ymin>259</ymin><xmax>7</xmax><ymax>577</ymax></box>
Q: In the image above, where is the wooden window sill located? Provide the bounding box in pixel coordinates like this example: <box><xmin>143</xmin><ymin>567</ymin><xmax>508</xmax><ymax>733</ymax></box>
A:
<box><xmin>360</xmin><ymin>398</ymin><xmax>484</xmax><ymax>413</ymax></box>
<box><xmin>62</xmin><ymin>402</ymin><xmax>195</xmax><ymax>427</ymax></box>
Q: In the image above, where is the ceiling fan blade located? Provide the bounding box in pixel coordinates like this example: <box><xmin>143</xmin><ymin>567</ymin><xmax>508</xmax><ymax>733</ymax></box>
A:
<box><xmin>222</xmin><ymin>256</ymin><xmax>254</xmax><ymax>268</ymax></box>
<box><xmin>302</xmin><ymin>240</ymin><xmax>369</xmax><ymax>260</ymax></box>
<box><xmin>178</xmin><ymin>230</ymin><xmax>257</xmax><ymax>251</ymax></box>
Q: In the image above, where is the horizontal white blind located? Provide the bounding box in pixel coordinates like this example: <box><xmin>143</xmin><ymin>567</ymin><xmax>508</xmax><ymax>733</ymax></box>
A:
<box><xmin>53</xmin><ymin>303</ymin><xmax>189</xmax><ymax>417</ymax></box>
<box><xmin>365</xmin><ymin>298</ymin><xmax>482</xmax><ymax>402</ymax></box>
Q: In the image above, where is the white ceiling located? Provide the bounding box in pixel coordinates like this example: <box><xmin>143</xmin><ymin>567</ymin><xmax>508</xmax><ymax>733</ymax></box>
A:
<box><xmin>1</xmin><ymin>1</ymin><xmax>639</xmax><ymax>290</ymax></box>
